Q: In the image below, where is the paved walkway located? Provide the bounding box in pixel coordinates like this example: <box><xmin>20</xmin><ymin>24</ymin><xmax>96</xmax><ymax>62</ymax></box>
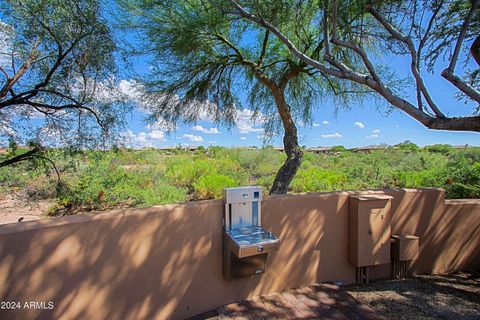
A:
<box><xmin>188</xmin><ymin>283</ymin><xmax>385</xmax><ymax>320</ymax></box>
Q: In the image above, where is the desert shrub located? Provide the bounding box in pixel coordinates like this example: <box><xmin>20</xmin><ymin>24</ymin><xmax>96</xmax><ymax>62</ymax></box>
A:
<box><xmin>164</xmin><ymin>156</ymin><xmax>213</xmax><ymax>188</ymax></box>
<box><xmin>302</xmin><ymin>152</ymin><xmax>316</xmax><ymax>163</ymax></box>
<box><xmin>255</xmin><ymin>175</ymin><xmax>275</xmax><ymax>191</ymax></box>
<box><xmin>0</xmin><ymin>149</ymin><xmax>75</xmax><ymax>199</ymax></box>
<box><xmin>193</xmin><ymin>173</ymin><xmax>237</xmax><ymax>199</ymax></box>
<box><xmin>236</xmin><ymin>149</ymin><xmax>260</xmax><ymax>171</ymax></box>
<box><xmin>214</xmin><ymin>158</ymin><xmax>248</xmax><ymax>183</ymax></box>
<box><xmin>395</xmin><ymin>140</ymin><xmax>420</xmax><ymax>151</ymax></box>
<box><xmin>4</xmin><ymin>146</ymin><xmax>480</xmax><ymax>216</ymax></box>
<box><xmin>397</xmin><ymin>169</ymin><xmax>446</xmax><ymax>189</ymax></box>
<box><xmin>254</xmin><ymin>151</ymin><xmax>284</xmax><ymax>176</ymax></box>
<box><xmin>331</xmin><ymin>145</ymin><xmax>347</xmax><ymax>152</ymax></box>
<box><xmin>290</xmin><ymin>167</ymin><xmax>347</xmax><ymax>192</ymax></box>
<box><xmin>340</xmin><ymin>151</ymin><xmax>396</xmax><ymax>189</ymax></box>
<box><xmin>55</xmin><ymin>159</ymin><xmax>187</xmax><ymax>213</ymax></box>
<box><xmin>424</xmin><ymin>144</ymin><xmax>453</xmax><ymax>155</ymax></box>
<box><xmin>444</xmin><ymin>156</ymin><xmax>480</xmax><ymax>198</ymax></box>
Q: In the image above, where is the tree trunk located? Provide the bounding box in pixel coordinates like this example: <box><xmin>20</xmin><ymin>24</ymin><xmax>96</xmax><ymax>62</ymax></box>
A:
<box><xmin>269</xmin><ymin>91</ymin><xmax>303</xmax><ymax>195</ymax></box>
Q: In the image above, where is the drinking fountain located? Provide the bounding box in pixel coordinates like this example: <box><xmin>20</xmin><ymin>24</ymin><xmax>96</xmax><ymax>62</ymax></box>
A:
<box><xmin>222</xmin><ymin>186</ymin><xmax>280</xmax><ymax>279</ymax></box>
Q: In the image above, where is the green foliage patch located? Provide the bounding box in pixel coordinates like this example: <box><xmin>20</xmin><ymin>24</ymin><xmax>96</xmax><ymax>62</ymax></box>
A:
<box><xmin>1</xmin><ymin>146</ymin><xmax>479</xmax><ymax>216</ymax></box>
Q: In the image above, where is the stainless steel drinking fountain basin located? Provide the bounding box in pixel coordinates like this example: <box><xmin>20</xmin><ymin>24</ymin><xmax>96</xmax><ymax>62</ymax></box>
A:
<box><xmin>226</xmin><ymin>226</ymin><xmax>279</xmax><ymax>258</ymax></box>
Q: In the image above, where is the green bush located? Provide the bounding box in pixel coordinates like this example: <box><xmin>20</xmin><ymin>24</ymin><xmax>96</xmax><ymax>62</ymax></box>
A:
<box><xmin>424</xmin><ymin>144</ymin><xmax>453</xmax><ymax>155</ymax></box>
<box><xmin>331</xmin><ymin>145</ymin><xmax>347</xmax><ymax>152</ymax></box>
<box><xmin>3</xmin><ymin>146</ymin><xmax>480</xmax><ymax>216</ymax></box>
<box><xmin>395</xmin><ymin>140</ymin><xmax>420</xmax><ymax>151</ymax></box>
<box><xmin>290</xmin><ymin>167</ymin><xmax>347</xmax><ymax>193</ymax></box>
<box><xmin>193</xmin><ymin>173</ymin><xmax>237</xmax><ymax>200</ymax></box>
<box><xmin>54</xmin><ymin>157</ymin><xmax>187</xmax><ymax>213</ymax></box>
<box><xmin>255</xmin><ymin>175</ymin><xmax>275</xmax><ymax>191</ymax></box>
<box><xmin>444</xmin><ymin>158</ymin><xmax>480</xmax><ymax>198</ymax></box>
<box><xmin>165</xmin><ymin>157</ymin><xmax>213</xmax><ymax>188</ymax></box>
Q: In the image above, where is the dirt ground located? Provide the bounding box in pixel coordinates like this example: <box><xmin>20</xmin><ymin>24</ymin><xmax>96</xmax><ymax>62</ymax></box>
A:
<box><xmin>346</xmin><ymin>272</ymin><xmax>480</xmax><ymax>320</ymax></box>
<box><xmin>0</xmin><ymin>194</ymin><xmax>53</xmax><ymax>225</ymax></box>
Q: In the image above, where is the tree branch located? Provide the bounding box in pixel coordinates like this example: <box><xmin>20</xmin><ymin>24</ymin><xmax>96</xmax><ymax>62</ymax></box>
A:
<box><xmin>20</xmin><ymin>100</ymin><xmax>103</xmax><ymax>127</ymax></box>
<box><xmin>0</xmin><ymin>66</ymin><xmax>9</xmax><ymax>79</ymax></box>
<box><xmin>447</xmin><ymin>0</ymin><xmax>479</xmax><ymax>71</ymax></box>
<box><xmin>441</xmin><ymin>69</ymin><xmax>480</xmax><ymax>102</ymax></box>
<box><xmin>257</xmin><ymin>30</ymin><xmax>269</xmax><ymax>67</ymax></box>
<box><xmin>331</xmin><ymin>1</ymin><xmax>381</xmax><ymax>84</ymax></box>
<box><xmin>471</xmin><ymin>35</ymin><xmax>480</xmax><ymax>66</ymax></box>
<box><xmin>279</xmin><ymin>63</ymin><xmax>306</xmax><ymax>90</ymax></box>
<box><xmin>440</xmin><ymin>0</ymin><xmax>480</xmax><ymax>103</ymax></box>
<box><xmin>367</xmin><ymin>4</ymin><xmax>446</xmax><ymax>118</ymax></box>
<box><xmin>214</xmin><ymin>0</ymin><xmax>480</xmax><ymax>132</ymax></box>
<box><xmin>34</xmin><ymin>31</ymin><xmax>93</xmax><ymax>91</ymax></box>
<box><xmin>0</xmin><ymin>147</ymin><xmax>40</xmax><ymax>168</ymax></box>
<box><xmin>0</xmin><ymin>39</ymin><xmax>40</xmax><ymax>100</ymax></box>
<box><xmin>212</xmin><ymin>33</ymin><xmax>244</xmax><ymax>59</ymax></box>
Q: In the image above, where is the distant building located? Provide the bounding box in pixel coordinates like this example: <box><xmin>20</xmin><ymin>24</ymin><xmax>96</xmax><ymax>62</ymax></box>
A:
<box><xmin>306</xmin><ymin>147</ymin><xmax>334</xmax><ymax>154</ymax></box>
<box><xmin>350</xmin><ymin>146</ymin><xmax>387</xmax><ymax>154</ymax></box>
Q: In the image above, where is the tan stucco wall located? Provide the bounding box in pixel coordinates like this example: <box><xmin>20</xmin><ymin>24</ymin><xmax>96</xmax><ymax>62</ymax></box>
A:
<box><xmin>0</xmin><ymin>189</ymin><xmax>478</xmax><ymax>320</ymax></box>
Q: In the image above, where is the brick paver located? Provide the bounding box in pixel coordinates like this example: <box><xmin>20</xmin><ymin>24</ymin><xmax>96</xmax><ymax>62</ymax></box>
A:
<box><xmin>187</xmin><ymin>283</ymin><xmax>386</xmax><ymax>320</ymax></box>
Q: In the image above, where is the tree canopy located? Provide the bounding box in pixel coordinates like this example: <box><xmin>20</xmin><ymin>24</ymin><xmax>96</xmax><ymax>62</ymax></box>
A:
<box><xmin>213</xmin><ymin>0</ymin><xmax>480</xmax><ymax>132</ymax></box>
<box><xmin>0</xmin><ymin>0</ymin><xmax>129</xmax><ymax>167</ymax></box>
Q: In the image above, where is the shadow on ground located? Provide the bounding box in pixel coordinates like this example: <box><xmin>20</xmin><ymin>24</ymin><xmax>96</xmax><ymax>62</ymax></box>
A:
<box><xmin>345</xmin><ymin>272</ymin><xmax>480</xmax><ymax>320</ymax></box>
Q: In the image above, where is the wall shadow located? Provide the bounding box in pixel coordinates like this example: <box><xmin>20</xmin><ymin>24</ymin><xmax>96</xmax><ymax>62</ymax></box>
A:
<box><xmin>0</xmin><ymin>189</ymin><xmax>478</xmax><ymax>319</ymax></box>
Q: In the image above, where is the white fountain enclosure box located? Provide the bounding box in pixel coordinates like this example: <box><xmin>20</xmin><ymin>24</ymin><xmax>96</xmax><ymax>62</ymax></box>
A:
<box><xmin>222</xmin><ymin>186</ymin><xmax>280</xmax><ymax>279</ymax></box>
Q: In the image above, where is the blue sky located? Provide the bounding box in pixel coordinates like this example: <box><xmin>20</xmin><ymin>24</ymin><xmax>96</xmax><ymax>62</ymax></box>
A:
<box><xmin>2</xmin><ymin>3</ymin><xmax>478</xmax><ymax>149</ymax></box>
<box><xmin>120</xmin><ymin>52</ymin><xmax>479</xmax><ymax>149</ymax></box>
<box><xmin>110</xmin><ymin>3</ymin><xmax>479</xmax><ymax>150</ymax></box>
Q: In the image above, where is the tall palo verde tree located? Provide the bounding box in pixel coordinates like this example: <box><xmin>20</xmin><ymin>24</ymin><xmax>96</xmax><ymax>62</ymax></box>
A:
<box><xmin>118</xmin><ymin>0</ymin><xmax>359</xmax><ymax>194</ymax></box>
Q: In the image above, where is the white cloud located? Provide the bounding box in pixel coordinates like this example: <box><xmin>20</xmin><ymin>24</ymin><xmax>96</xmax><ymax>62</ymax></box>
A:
<box><xmin>240</xmin><ymin>136</ymin><xmax>247</xmax><ymax>140</ymax></box>
<box><xmin>118</xmin><ymin>79</ymin><xmax>140</xmax><ymax>100</ymax></box>
<box><xmin>183</xmin><ymin>133</ymin><xmax>203</xmax><ymax>142</ymax></box>
<box><xmin>192</xmin><ymin>125</ymin><xmax>220</xmax><ymax>134</ymax></box>
<box><xmin>123</xmin><ymin>130</ymin><xmax>148</xmax><ymax>148</ymax></box>
<box><xmin>355</xmin><ymin>121</ymin><xmax>365</xmax><ymax>128</ymax></box>
<box><xmin>312</xmin><ymin>123</ymin><xmax>321</xmax><ymax>127</ymax></box>
<box><xmin>322</xmin><ymin>120</ymin><xmax>330</xmax><ymax>125</ymax></box>
<box><xmin>372</xmin><ymin>129</ymin><xmax>381</xmax><ymax>134</ymax></box>
<box><xmin>366</xmin><ymin>134</ymin><xmax>379</xmax><ymax>139</ymax></box>
<box><xmin>197</xmin><ymin>108</ymin><xmax>215</xmax><ymax>122</ymax></box>
<box><xmin>236</xmin><ymin>109</ymin><xmax>264</xmax><ymax>134</ymax></box>
<box><xmin>149</xmin><ymin>130</ymin><xmax>165</xmax><ymax>141</ymax></box>
<box><xmin>37</xmin><ymin>126</ymin><xmax>67</xmax><ymax>147</ymax></box>
<box><xmin>321</xmin><ymin>132</ymin><xmax>343</xmax><ymax>138</ymax></box>
<box><xmin>123</xmin><ymin>128</ymin><xmax>167</xmax><ymax>148</ymax></box>
<box><xmin>0</xmin><ymin>117</ymin><xmax>16</xmax><ymax>138</ymax></box>
<box><xmin>147</xmin><ymin>120</ymin><xmax>176</xmax><ymax>132</ymax></box>
<box><xmin>0</xmin><ymin>21</ymin><xmax>13</xmax><ymax>69</ymax></box>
